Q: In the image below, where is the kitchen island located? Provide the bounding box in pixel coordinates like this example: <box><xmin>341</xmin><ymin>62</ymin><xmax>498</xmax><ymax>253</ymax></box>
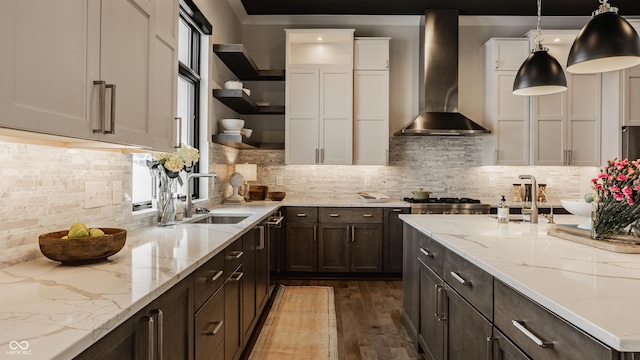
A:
<box><xmin>400</xmin><ymin>214</ymin><xmax>640</xmax><ymax>355</ymax></box>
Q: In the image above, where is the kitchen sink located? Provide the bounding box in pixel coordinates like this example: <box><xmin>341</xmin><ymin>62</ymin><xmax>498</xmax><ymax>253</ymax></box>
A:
<box><xmin>188</xmin><ymin>214</ymin><xmax>251</xmax><ymax>224</ymax></box>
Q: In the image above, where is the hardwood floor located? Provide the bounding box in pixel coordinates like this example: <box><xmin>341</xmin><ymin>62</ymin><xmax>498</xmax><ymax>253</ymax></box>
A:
<box><xmin>244</xmin><ymin>279</ymin><xmax>421</xmax><ymax>360</ymax></box>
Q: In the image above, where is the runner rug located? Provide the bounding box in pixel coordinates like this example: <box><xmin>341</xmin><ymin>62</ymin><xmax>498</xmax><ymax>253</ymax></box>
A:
<box><xmin>249</xmin><ymin>285</ymin><xmax>338</xmax><ymax>360</ymax></box>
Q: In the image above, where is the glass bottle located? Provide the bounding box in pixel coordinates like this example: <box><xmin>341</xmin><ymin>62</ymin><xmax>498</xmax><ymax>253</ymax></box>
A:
<box><xmin>498</xmin><ymin>195</ymin><xmax>509</xmax><ymax>223</ymax></box>
<box><xmin>537</xmin><ymin>184</ymin><xmax>547</xmax><ymax>204</ymax></box>
<box><xmin>512</xmin><ymin>184</ymin><xmax>522</xmax><ymax>203</ymax></box>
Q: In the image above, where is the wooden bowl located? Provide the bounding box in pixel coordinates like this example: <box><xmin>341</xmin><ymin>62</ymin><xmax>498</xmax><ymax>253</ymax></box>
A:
<box><xmin>38</xmin><ymin>228</ymin><xmax>127</xmax><ymax>265</ymax></box>
<box><xmin>249</xmin><ymin>185</ymin><xmax>268</xmax><ymax>200</ymax></box>
<box><xmin>267</xmin><ymin>191</ymin><xmax>286</xmax><ymax>201</ymax></box>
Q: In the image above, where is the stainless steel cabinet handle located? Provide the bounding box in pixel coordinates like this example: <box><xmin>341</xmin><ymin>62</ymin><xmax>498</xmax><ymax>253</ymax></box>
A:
<box><xmin>203</xmin><ymin>320</ymin><xmax>224</xmax><ymax>336</ymax></box>
<box><xmin>229</xmin><ymin>272</ymin><xmax>243</xmax><ymax>282</ymax></box>
<box><xmin>433</xmin><ymin>283</ymin><xmax>441</xmax><ymax>318</ymax></box>
<box><xmin>211</xmin><ymin>270</ymin><xmax>223</xmax><ymax>283</ymax></box>
<box><xmin>313</xmin><ymin>225</ymin><xmax>317</xmax><ymax>242</ymax></box>
<box><xmin>486</xmin><ymin>337</ymin><xmax>493</xmax><ymax>360</ymax></box>
<box><xmin>351</xmin><ymin>225</ymin><xmax>355</xmax><ymax>242</ymax></box>
<box><xmin>141</xmin><ymin>316</ymin><xmax>154</xmax><ymax>360</ymax></box>
<box><xmin>363</xmin><ymin>214</ymin><xmax>373</xmax><ymax>217</ymax></box>
<box><xmin>330</xmin><ymin>214</ymin><xmax>340</xmax><ymax>217</ymax></box>
<box><xmin>267</xmin><ymin>215</ymin><xmax>284</xmax><ymax>226</ymax></box>
<box><xmin>297</xmin><ymin>213</ymin><xmax>307</xmax><ymax>217</ymax></box>
<box><xmin>93</xmin><ymin>80</ymin><xmax>106</xmax><ymax>133</ymax></box>
<box><xmin>436</xmin><ymin>285</ymin><xmax>446</xmax><ymax>321</ymax></box>
<box><xmin>174</xmin><ymin>117</ymin><xmax>182</xmax><ymax>148</ymax></box>
<box><xmin>450</xmin><ymin>271</ymin><xmax>470</xmax><ymax>286</ymax></box>
<box><xmin>511</xmin><ymin>320</ymin><xmax>554</xmax><ymax>348</ymax></box>
<box><xmin>419</xmin><ymin>248</ymin><xmax>432</xmax><ymax>257</ymax></box>
<box><xmin>228</xmin><ymin>251</ymin><xmax>243</xmax><ymax>260</ymax></box>
<box><xmin>105</xmin><ymin>83</ymin><xmax>116</xmax><ymax>134</ymax></box>
<box><xmin>392</xmin><ymin>208</ymin><xmax>403</xmax><ymax>212</ymax></box>
<box><xmin>150</xmin><ymin>309</ymin><xmax>163</xmax><ymax>360</ymax></box>
<box><xmin>258</xmin><ymin>225</ymin><xmax>265</xmax><ymax>250</ymax></box>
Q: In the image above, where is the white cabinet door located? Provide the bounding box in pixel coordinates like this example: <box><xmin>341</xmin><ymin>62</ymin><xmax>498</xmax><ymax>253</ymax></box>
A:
<box><xmin>491</xmin><ymin>72</ymin><xmax>530</xmax><ymax>165</ymax></box>
<box><xmin>486</xmin><ymin>38</ymin><xmax>530</xmax><ymax>71</ymax></box>
<box><xmin>354</xmin><ymin>38</ymin><xmax>390</xmax><ymax>71</ymax></box>
<box><xmin>354</xmin><ymin>70</ymin><xmax>389</xmax><ymax>165</ymax></box>
<box><xmin>285</xmin><ymin>68</ymin><xmax>320</xmax><ymax>164</ymax></box>
<box><xmin>0</xmin><ymin>0</ymin><xmax>99</xmax><ymax>138</ymax></box>
<box><xmin>320</xmin><ymin>68</ymin><xmax>353</xmax><ymax>165</ymax></box>
<box><xmin>623</xmin><ymin>65</ymin><xmax>640</xmax><ymax>126</ymax></box>
<box><xmin>532</xmin><ymin>92</ymin><xmax>566</xmax><ymax>165</ymax></box>
<box><xmin>567</xmin><ymin>74</ymin><xmax>601</xmax><ymax>166</ymax></box>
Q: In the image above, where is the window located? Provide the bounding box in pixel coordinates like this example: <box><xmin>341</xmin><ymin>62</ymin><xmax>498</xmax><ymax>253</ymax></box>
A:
<box><xmin>131</xmin><ymin>1</ymin><xmax>211</xmax><ymax>212</ymax></box>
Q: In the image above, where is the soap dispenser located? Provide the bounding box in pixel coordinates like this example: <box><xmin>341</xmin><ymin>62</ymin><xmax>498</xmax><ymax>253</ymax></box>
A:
<box><xmin>498</xmin><ymin>195</ymin><xmax>509</xmax><ymax>223</ymax></box>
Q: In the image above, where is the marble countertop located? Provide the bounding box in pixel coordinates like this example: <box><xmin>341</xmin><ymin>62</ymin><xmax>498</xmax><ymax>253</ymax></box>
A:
<box><xmin>399</xmin><ymin>214</ymin><xmax>640</xmax><ymax>352</ymax></box>
<box><xmin>0</xmin><ymin>202</ymin><xmax>281</xmax><ymax>360</ymax></box>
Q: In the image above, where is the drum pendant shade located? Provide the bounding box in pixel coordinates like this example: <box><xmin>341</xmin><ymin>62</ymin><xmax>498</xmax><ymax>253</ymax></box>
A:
<box><xmin>513</xmin><ymin>49</ymin><xmax>567</xmax><ymax>96</ymax></box>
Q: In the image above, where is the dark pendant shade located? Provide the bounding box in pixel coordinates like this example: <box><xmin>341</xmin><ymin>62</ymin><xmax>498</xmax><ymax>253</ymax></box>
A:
<box><xmin>513</xmin><ymin>49</ymin><xmax>568</xmax><ymax>96</ymax></box>
<box><xmin>567</xmin><ymin>11</ymin><xmax>640</xmax><ymax>74</ymax></box>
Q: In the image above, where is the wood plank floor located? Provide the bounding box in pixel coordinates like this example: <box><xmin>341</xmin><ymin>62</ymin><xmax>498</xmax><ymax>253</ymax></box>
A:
<box><xmin>244</xmin><ymin>279</ymin><xmax>422</xmax><ymax>360</ymax></box>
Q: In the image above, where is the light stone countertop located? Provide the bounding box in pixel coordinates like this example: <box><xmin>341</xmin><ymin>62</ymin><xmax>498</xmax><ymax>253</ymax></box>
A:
<box><xmin>399</xmin><ymin>214</ymin><xmax>640</xmax><ymax>352</ymax></box>
<box><xmin>0</xmin><ymin>202</ymin><xmax>281</xmax><ymax>360</ymax></box>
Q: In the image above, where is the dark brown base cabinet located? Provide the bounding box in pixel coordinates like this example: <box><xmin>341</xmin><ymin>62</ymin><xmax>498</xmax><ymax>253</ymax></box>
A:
<box><xmin>285</xmin><ymin>207</ymin><xmax>318</xmax><ymax>272</ymax></box>
<box><xmin>403</xmin><ymin>223</ymin><xmax>622</xmax><ymax>360</ymax></box>
<box><xmin>74</xmin><ymin>278</ymin><xmax>194</xmax><ymax>360</ymax></box>
<box><xmin>384</xmin><ymin>207</ymin><xmax>409</xmax><ymax>273</ymax></box>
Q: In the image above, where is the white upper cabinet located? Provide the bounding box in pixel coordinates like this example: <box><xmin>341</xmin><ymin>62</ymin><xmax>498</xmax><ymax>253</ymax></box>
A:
<box><xmin>285</xmin><ymin>29</ymin><xmax>354</xmax><ymax>165</ymax></box>
<box><xmin>623</xmin><ymin>64</ymin><xmax>640</xmax><ymax>126</ymax></box>
<box><xmin>354</xmin><ymin>37</ymin><xmax>389</xmax><ymax>70</ymax></box>
<box><xmin>0</xmin><ymin>0</ymin><xmax>178</xmax><ymax>150</ymax></box>
<box><xmin>354</xmin><ymin>38</ymin><xmax>390</xmax><ymax>165</ymax></box>
<box><xmin>483</xmin><ymin>38</ymin><xmax>531</xmax><ymax>165</ymax></box>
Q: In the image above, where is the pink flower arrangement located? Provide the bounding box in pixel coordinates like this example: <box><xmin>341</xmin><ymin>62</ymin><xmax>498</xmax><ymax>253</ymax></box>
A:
<box><xmin>591</xmin><ymin>158</ymin><xmax>640</xmax><ymax>205</ymax></box>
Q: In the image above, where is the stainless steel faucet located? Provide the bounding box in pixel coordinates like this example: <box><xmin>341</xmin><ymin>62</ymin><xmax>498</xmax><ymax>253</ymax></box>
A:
<box><xmin>519</xmin><ymin>175</ymin><xmax>538</xmax><ymax>224</ymax></box>
<box><xmin>185</xmin><ymin>173</ymin><xmax>218</xmax><ymax>218</ymax></box>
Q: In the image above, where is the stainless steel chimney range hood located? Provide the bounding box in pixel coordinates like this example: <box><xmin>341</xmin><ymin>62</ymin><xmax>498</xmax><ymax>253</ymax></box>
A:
<box><xmin>395</xmin><ymin>9</ymin><xmax>490</xmax><ymax>136</ymax></box>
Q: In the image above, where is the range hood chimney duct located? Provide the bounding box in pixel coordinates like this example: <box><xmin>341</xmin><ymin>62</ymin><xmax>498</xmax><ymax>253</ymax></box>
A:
<box><xmin>395</xmin><ymin>9</ymin><xmax>490</xmax><ymax>136</ymax></box>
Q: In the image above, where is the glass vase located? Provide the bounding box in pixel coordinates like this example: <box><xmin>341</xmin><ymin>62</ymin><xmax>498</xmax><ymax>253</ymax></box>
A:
<box><xmin>158</xmin><ymin>171</ymin><xmax>177</xmax><ymax>226</ymax></box>
<box><xmin>590</xmin><ymin>201</ymin><xmax>640</xmax><ymax>239</ymax></box>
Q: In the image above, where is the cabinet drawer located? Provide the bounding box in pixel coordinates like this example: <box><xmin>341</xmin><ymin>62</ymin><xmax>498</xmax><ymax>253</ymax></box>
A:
<box><xmin>224</xmin><ymin>238</ymin><xmax>243</xmax><ymax>275</ymax></box>
<box><xmin>193</xmin><ymin>251</ymin><xmax>225</xmax><ymax>311</ymax></box>
<box><xmin>416</xmin><ymin>233</ymin><xmax>445</xmax><ymax>277</ymax></box>
<box><xmin>319</xmin><ymin>207</ymin><xmax>382</xmax><ymax>223</ymax></box>
<box><xmin>443</xmin><ymin>249</ymin><xmax>493</xmax><ymax>320</ymax></box>
<box><xmin>195</xmin><ymin>287</ymin><xmax>225</xmax><ymax>360</ymax></box>
<box><xmin>286</xmin><ymin>207</ymin><xmax>318</xmax><ymax>222</ymax></box>
<box><xmin>492</xmin><ymin>327</ymin><xmax>530</xmax><ymax>360</ymax></box>
<box><xmin>494</xmin><ymin>280</ymin><xmax>616</xmax><ymax>360</ymax></box>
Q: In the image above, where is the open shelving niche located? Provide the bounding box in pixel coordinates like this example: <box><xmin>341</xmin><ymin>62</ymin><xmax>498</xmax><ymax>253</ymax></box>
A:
<box><xmin>212</xmin><ymin>44</ymin><xmax>284</xmax><ymax>150</ymax></box>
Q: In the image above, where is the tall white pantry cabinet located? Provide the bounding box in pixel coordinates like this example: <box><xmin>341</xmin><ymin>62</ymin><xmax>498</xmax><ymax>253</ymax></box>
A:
<box><xmin>354</xmin><ymin>37</ymin><xmax>390</xmax><ymax>165</ymax></box>
<box><xmin>0</xmin><ymin>0</ymin><xmax>179</xmax><ymax>151</ymax></box>
<box><xmin>285</xmin><ymin>29</ymin><xmax>355</xmax><ymax>165</ymax></box>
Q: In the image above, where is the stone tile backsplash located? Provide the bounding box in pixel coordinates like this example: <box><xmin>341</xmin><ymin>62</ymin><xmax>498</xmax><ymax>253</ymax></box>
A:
<box><xmin>1</xmin><ymin>137</ymin><xmax>599</xmax><ymax>267</ymax></box>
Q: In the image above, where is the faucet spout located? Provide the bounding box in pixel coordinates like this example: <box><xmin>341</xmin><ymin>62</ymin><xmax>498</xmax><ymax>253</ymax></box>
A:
<box><xmin>519</xmin><ymin>175</ymin><xmax>538</xmax><ymax>224</ymax></box>
<box><xmin>185</xmin><ymin>173</ymin><xmax>218</xmax><ymax>218</ymax></box>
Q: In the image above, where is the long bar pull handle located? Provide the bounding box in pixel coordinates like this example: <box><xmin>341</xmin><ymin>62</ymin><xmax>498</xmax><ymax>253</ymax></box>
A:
<box><xmin>141</xmin><ymin>316</ymin><xmax>154</xmax><ymax>360</ymax></box>
<box><xmin>315</xmin><ymin>149</ymin><xmax>319</xmax><ymax>164</ymax></box>
<box><xmin>363</xmin><ymin>214</ymin><xmax>373</xmax><ymax>218</ymax></box>
<box><xmin>229</xmin><ymin>272</ymin><xmax>243</xmax><ymax>282</ymax></box>
<box><xmin>174</xmin><ymin>117</ymin><xmax>182</xmax><ymax>148</ymax></box>
<box><xmin>434</xmin><ymin>283</ymin><xmax>441</xmax><ymax>318</ymax></box>
<box><xmin>330</xmin><ymin>214</ymin><xmax>340</xmax><ymax>217</ymax></box>
<box><xmin>211</xmin><ymin>270</ymin><xmax>223</xmax><ymax>283</ymax></box>
<box><xmin>93</xmin><ymin>81</ymin><xmax>106</xmax><ymax>133</ymax></box>
<box><xmin>297</xmin><ymin>213</ymin><xmax>307</xmax><ymax>217</ymax></box>
<box><xmin>258</xmin><ymin>225</ymin><xmax>265</xmax><ymax>250</ymax></box>
<box><xmin>419</xmin><ymin>248</ymin><xmax>432</xmax><ymax>258</ymax></box>
<box><xmin>511</xmin><ymin>320</ymin><xmax>554</xmax><ymax>348</ymax></box>
<box><xmin>228</xmin><ymin>251</ymin><xmax>243</xmax><ymax>260</ymax></box>
<box><xmin>486</xmin><ymin>337</ymin><xmax>493</xmax><ymax>360</ymax></box>
<box><xmin>150</xmin><ymin>309</ymin><xmax>163</xmax><ymax>360</ymax></box>
<box><xmin>105</xmin><ymin>83</ymin><xmax>116</xmax><ymax>134</ymax></box>
<box><xmin>313</xmin><ymin>225</ymin><xmax>317</xmax><ymax>242</ymax></box>
<box><xmin>437</xmin><ymin>285</ymin><xmax>446</xmax><ymax>321</ymax></box>
<box><xmin>450</xmin><ymin>271</ymin><xmax>470</xmax><ymax>286</ymax></box>
<box><xmin>351</xmin><ymin>225</ymin><xmax>355</xmax><ymax>242</ymax></box>
<box><xmin>392</xmin><ymin>208</ymin><xmax>403</xmax><ymax>212</ymax></box>
<box><xmin>203</xmin><ymin>320</ymin><xmax>224</xmax><ymax>336</ymax></box>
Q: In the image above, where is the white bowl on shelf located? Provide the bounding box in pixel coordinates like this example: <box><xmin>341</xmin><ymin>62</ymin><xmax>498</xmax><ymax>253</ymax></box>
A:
<box><xmin>560</xmin><ymin>199</ymin><xmax>593</xmax><ymax>229</ymax></box>
<box><xmin>221</xmin><ymin>119</ymin><xmax>244</xmax><ymax>131</ymax></box>
<box><xmin>241</xmin><ymin>128</ymin><xmax>253</xmax><ymax>138</ymax></box>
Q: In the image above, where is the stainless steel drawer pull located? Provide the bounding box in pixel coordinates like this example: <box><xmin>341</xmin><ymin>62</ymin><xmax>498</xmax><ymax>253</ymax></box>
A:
<box><xmin>228</xmin><ymin>251</ymin><xmax>243</xmax><ymax>260</ymax></box>
<box><xmin>211</xmin><ymin>270</ymin><xmax>223</xmax><ymax>283</ymax></box>
<box><xmin>203</xmin><ymin>320</ymin><xmax>224</xmax><ymax>336</ymax></box>
<box><xmin>450</xmin><ymin>271</ymin><xmax>470</xmax><ymax>286</ymax></box>
<box><xmin>363</xmin><ymin>214</ymin><xmax>373</xmax><ymax>217</ymax></box>
<box><xmin>229</xmin><ymin>272</ymin><xmax>243</xmax><ymax>282</ymax></box>
<box><xmin>150</xmin><ymin>309</ymin><xmax>163</xmax><ymax>360</ymax></box>
<box><xmin>297</xmin><ymin>213</ymin><xmax>307</xmax><ymax>217</ymax></box>
<box><xmin>141</xmin><ymin>316</ymin><xmax>154</xmax><ymax>360</ymax></box>
<box><xmin>419</xmin><ymin>248</ymin><xmax>432</xmax><ymax>257</ymax></box>
<box><xmin>392</xmin><ymin>208</ymin><xmax>403</xmax><ymax>212</ymax></box>
<box><xmin>330</xmin><ymin>214</ymin><xmax>340</xmax><ymax>217</ymax></box>
<box><xmin>511</xmin><ymin>320</ymin><xmax>554</xmax><ymax>348</ymax></box>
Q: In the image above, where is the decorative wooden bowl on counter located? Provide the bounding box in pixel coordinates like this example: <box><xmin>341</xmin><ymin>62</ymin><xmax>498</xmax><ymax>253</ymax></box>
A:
<box><xmin>38</xmin><ymin>228</ymin><xmax>127</xmax><ymax>265</ymax></box>
<box><xmin>267</xmin><ymin>191</ymin><xmax>286</xmax><ymax>201</ymax></box>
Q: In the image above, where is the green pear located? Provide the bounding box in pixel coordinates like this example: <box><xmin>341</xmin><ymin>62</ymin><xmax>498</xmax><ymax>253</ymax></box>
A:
<box><xmin>68</xmin><ymin>227</ymin><xmax>90</xmax><ymax>239</ymax></box>
<box><xmin>89</xmin><ymin>228</ymin><xmax>105</xmax><ymax>237</ymax></box>
<box><xmin>69</xmin><ymin>222</ymin><xmax>88</xmax><ymax>231</ymax></box>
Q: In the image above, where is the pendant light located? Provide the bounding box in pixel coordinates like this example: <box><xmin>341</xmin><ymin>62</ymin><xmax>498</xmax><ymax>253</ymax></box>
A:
<box><xmin>567</xmin><ymin>0</ymin><xmax>640</xmax><ymax>74</ymax></box>
<box><xmin>512</xmin><ymin>0</ymin><xmax>567</xmax><ymax>96</ymax></box>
